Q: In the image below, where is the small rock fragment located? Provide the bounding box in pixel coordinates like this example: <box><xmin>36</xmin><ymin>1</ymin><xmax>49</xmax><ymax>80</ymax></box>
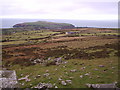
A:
<box><xmin>61</xmin><ymin>81</ymin><xmax>67</xmax><ymax>86</ymax></box>
<box><xmin>80</xmin><ymin>75</ymin><xmax>83</xmax><ymax>78</ymax></box>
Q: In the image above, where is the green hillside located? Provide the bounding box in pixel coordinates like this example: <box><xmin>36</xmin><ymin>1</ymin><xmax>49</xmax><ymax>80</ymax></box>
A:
<box><xmin>13</xmin><ymin>21</ymin><xmax>75</xmax><ymax>29</ymax></box>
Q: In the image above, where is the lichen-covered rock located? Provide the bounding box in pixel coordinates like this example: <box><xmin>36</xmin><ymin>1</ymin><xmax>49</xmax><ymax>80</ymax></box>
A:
<box><xmin>0</xmin><ymin>70</ymin><xmax>19</xmax><ymax>88</ymax></box>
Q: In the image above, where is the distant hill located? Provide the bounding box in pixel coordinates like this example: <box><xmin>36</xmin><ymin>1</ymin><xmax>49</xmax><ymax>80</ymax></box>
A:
<box><xmin>13</xmin><ymin>21</ymin><xmax>75</xmax><ymax>29</ymax></box>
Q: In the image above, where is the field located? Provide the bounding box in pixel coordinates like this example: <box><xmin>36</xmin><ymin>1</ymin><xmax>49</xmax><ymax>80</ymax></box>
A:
<box><xmin>2</xmin><ymin>27</ymin><xmax>119</xmax><ymax>88</ymax></box>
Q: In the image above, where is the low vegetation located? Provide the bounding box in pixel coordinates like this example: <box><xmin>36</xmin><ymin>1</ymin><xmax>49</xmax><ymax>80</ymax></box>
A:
<box><xmin>2</xmin><ymin>25</ymin><xmax>119</xmax><ymax>88</ymax></box>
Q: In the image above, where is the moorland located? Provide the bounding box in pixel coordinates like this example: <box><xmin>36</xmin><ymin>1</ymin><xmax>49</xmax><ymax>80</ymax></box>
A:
<box><xmin>1</xmin><ymin>21</ymin><xmax>119</xmax><ymax>88</ymax></box>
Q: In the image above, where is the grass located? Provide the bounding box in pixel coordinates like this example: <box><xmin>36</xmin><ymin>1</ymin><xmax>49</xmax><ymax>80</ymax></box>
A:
<box><xmin>9</xmin><ymin>56</ymin><xmax>118</xmax><ymax>88</ymax></box>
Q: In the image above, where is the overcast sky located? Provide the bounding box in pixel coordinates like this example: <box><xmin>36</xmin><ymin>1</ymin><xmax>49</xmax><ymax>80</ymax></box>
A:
<box><xmin>0</xmin><ymin>0</ymin><xmax>119</xmax><ymax>20</ymax></box>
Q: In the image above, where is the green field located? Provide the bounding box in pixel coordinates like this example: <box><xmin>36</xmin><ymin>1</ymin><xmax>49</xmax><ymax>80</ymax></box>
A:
<box><xmin>2</xmin><ymin>27</ymin><xmax>119</xmax><ymax>88</ymax></box>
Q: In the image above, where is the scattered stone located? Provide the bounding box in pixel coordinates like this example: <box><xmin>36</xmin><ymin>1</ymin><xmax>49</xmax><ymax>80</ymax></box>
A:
<box><xmin>30</xmin><ymin>84</ymin><xmax>32</xmax><ymax>86</ymax></box>
<box><xmin>96</xmin><ymin>75</ymin><xmax>100</xmax><ymax>78</ymax></box>
<box><xmin>55</xmin><ymin>86</ymin><xmax>58</xmax><ymax>88</ymax></box>
<box><xmin>80</xmin><ymin>75</ymin><xmax>83</xmax><ymax>78</ymax></box>
<box><xmin>48</xmin><ymin>77</ymin><xmax>52</xmax><ymax>80</ymax></box>
<box><xmin>26</xmin><ymin>78</ymin><xmax>31</xmax><ymax>82</ymax></box>
<box><xmin>0</xmin><ymin>70</ymin><xmax>19</xmax><ymax>88</ymax></box>
<box><xmin>98</xmin><ymin>65</ymin><xmax>104</xmax><ymax>67</ymax></box>
<box><xmin>21</xmin><ymin>83</ymin><xmax>24</xmax><ymax>86</ymax></box>
<box><xmin>66</xmin><ymin>80</ymin><xmax>72</xmax><ymax>84</ymax></box>
<box><xmin>63</xmin><ymin>66</ymin><xmax>66</xmax><ymax>68</ymax></box>
<box><xmin>70</xmin><ymin>69</ymin><xmax>77</xmax><ymax>72</ymax></box>
<box><xmin>61</xmin><ymin>81</ymin><xmax>67</xmax><ymax>86</ymax></box>
<box><xmin>20</xmin><ymin>74</ymin><xmax>23</xmax><ymax>76</ymax></box>
<box><xmin>94</xmin><ymin>68</ymin><xmax>98</xmax><ymax>71</ymax></box>
<box><xmin>48</xmin><ymin>57</ymin><xmax>51</xmax><ymax>61</ymax></box>
<box><xmin>81</xmin><ymin>67</ymin><xmax>86</xmax><ymax>70</ymax></box>
<box><xmin>84</xmin><ymin>73</ymin><xmax>90</xmax><ymax>76</ymax></box>
<box><xmin>63</xmin><ymin>61</ymin><xmax>68</xmax><ymax>64</ymax></box>
<box><xmin>43</xmin><ymin>73</ymin><xmax>50</xmax><ymax>77</ymax></box>
<box><xmin>34</xmin><ymin>82</ymin><xmax>53</xmax><ymax>89</ymax></box>
<box><xmin>18</xmin><ymin>75</ymin><xmax>30</xmax><ymax>81</ymax></box>
<box><xmin>69</xmin><ymin>77</ymin><xmax>74</xmax><ymax>79</ymax></box>
<box><xmin>86</xmin><ymin>83</ymin><xmax>117</xmax><ymax>88</ymax></box>
<box><xmin>36</xmin><ymin>75</ymin><xmax>41</xmax><ymax>78</ymax></box>
<box><xmin>58</xmin><ymin>78</ymin><xmax>62</xmax><ymax>81</ymax></box>
<box><xmin>46</xmin><ymin>70</ymin><xmax>49</xmax><ymax>73</ymax></box>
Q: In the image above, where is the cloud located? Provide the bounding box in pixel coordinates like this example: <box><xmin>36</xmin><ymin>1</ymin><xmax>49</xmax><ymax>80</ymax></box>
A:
<box><xmin>0</xmin><ymin>0</ymin><xmax>118</xmax><ymax>20</ymax></box>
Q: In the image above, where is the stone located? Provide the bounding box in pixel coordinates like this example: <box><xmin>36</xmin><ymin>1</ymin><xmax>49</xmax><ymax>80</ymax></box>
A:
<box><xmin>18</xmin><ymin>75</ymin><xmax>29</xmax><ymax>81</ymax></box>
<box><xmin>61</xmin><ymin>81</ymin><xmax>67</xmax><ymax>86</ymax></box>
<box><xmin>0</xmin><ymin>70</ymin><xmax>19</xmax><ymax>88</ymax></box>
<box><xmin>70</xmin><ymin>69</ymin><xmax>77</xmax><ymax>72</ymax></box>
<box><xmin>55</xmin><ymin>86</ymin><xmax>58</xmax><ymax>88</ymax></box>
<box><xmin>46</xmin><ymin>70</ymin><xmax>49</xmax><ymax>73</ymax></box>
<box><xmin>34</xmin><ymin>82</ymin><xmax>53</xmax><ymax>89</ymax></box>
<box><xmin>98</xmin><ymin>65</ymin><xmax>104</xmax><ymax>67</ymax></box>
<box><xmin>58</xmin><ymin>78</ymin><xmax>62</xmax><ymax>81</ymax></box>
<box><xmin>81</xmin><ymin>67</ymin><xmax>86</xmax><ymax>70</ymax></box>
<box><xmin>43</xmin><ymin>73</ymin><xmax>50</xmax><ymax>77</ymax></box>
<box><xmin>80</xmin><ymin>75</ymin><xmax>83</xmax><ymax>78</ymax></box>
<box><xmin>66</xmin><ymin>80</ymin><xmax>72</xmax><ymax>84</ymax></box>
<box><xmin>69</xmin><ymin>77</ymin><xmax>74</xmax><ymax>79</ymax></box>
<box><xmin>84</xmin><ymin>73</ymin><xmax>90</xmax><ymax>76</ymax></box>
<box><xmin>94</xmin><ymin>68</ymin><xmax>99</xmax><ymax>71</ymax></box>
<box><xmin>86</xmin><ymin>83</ymin><xmax>117</xmax><ymax>88</ymax></box>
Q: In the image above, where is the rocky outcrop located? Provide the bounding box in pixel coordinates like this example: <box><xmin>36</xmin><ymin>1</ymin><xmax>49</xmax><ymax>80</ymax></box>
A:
<box><xmin>0</xmin><ymin>70</ymin><xmax>19</xmax><ymax>88</ymax></box>
<box><xmin>13</xmin><ymin>21</ymin><xmax>75</xmax><ymax>29</ymax></box>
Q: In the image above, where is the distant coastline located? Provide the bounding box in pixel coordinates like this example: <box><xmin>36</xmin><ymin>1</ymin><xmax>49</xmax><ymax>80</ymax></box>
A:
<box><xmin>1</xmin><ymin>18</ymin><xmax>118</xmax><ymax>29</ymax></box>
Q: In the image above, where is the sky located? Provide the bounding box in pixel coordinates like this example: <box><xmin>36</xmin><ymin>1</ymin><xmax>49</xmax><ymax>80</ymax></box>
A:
<box><xmin>0</xmin><ymin>0</ymin><xmax>119</xmax><ymax>20</ymax></box>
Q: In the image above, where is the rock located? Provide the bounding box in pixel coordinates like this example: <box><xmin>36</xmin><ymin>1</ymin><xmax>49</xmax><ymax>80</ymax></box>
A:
<box><xmin>96</xmin><ymin>75</ymin><xmax>100</xmax><ymax>78</ymax></box>
<box><xmin>98</xmin><ymin>65</ymin><xmax>104</xmax><ymax>67</ymax></box>
<box><xmin>84</xmin><ymin>73</ymin><xmax>90</xmax><ymax>76</ymax></box>
<box><xmin>21</xmin><ymin>83</ymin><xmax>24</xmax><ymax>86</ymax></box>
<box><xmin>18</xmin><ymin>75</ymin><xmax>29</xmax><ymax>81</ymax></box>
<box><xmin>36</xmin><ymin>75</ymin><xmax>41</xmax><ymax>78</ymax></box>
<box><xmin>55</xmin><ymin>86</ymin><xmax>58</xmax><ymax>88</ymax></box>
<box><xmin>48</xmin><ymin>57</ymin><xmax>51</xmax><ymax>61</ymax></box>
<box><xmin>30</xmin><ymin>84</ymin><xmax>32</xmax><ymax>86</ymax></box>
<box><xmin>48</xmin><ymin>77</ymin><xmax>52</xmax><ymax>80</ymax></box>
<box><xmin>43</xmin><ymin>73</ymin><xmax>50</xmax><ymax>77</ymax></box>
<box><xmin>86</xmin><ymin>83</ymin><xmax>117</xmax><ymax>88</ymax></box>
<box><xmin>94</xmin><ymin>68</ymin><xmax>98</xmax><ymax>71</ymax></box>
<box><xmin>58</xmin><ymin>78</ymin><xmax>62</xmax><ymax>81</ymax></box>
<box><xmin>69</xmin><ymin>77</ymin><xmax>74</xmax><ymax>79</ymax></box>
<box><xmin>66</xmin><ymin>80</ymin><xmax>72</xmax><ymax>84</ymax></box>
<box><xmin>70</xmin><ymin>69</ymin><xmax>77</xmax><ymax>72</ymax></box>
<box><xmin>63</xmin><ymin>66</ymin><xmax>66</xmax><ymax>68</ymax></box>
<box><xmin>80</xmin><ymin>75</ymin><xmax>83</xmax><ymax>78</ymax></box>
<box><xmin>81</xmin><ymin>67</ymin><xmax>86</xmax><ymax>70</ymax></box>
<box><xmin>20</xmin><ymin>74</ymin><xmax>23</xmax><ymax>76</ymax></box>
<box><xmin>61</xmin><ymin>81</ymin><xmax>67</xmax><ymax>86</ymax></box>
<box><xmin>0</xmin><ymin>70</ymin><xmax>18</xmax><ymax>88</ymax></box>
<box><xmin>34</xmin><ymin>82</ymin><xmax>53</xmax><ymax>89</ymax></box>
<box><xmin>46</xmin><ymin>70</ymin><xmax>49</xmax><ymax>73</ymax></box>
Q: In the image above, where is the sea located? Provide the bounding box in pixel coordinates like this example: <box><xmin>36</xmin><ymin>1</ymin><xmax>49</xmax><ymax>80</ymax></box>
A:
<box><xmin>1</xmin><ymin>18</ymin><xmax>118</xmax><ymax>28</ymax></box>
